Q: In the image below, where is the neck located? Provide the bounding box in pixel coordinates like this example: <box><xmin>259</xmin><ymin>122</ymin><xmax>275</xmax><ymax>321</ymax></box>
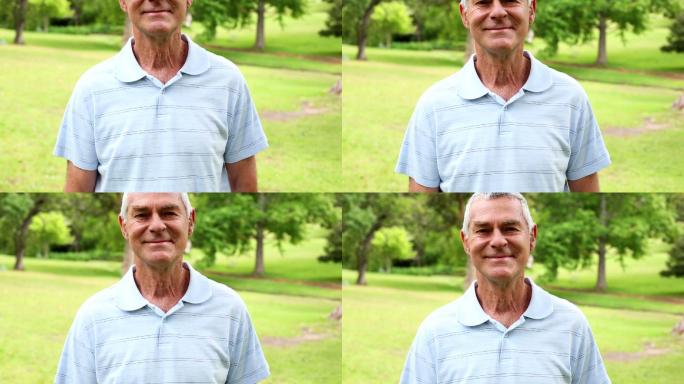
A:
<box><xmin>473</xmin><ymin>47</ymin><xmax>530</xmax><ymax>100</ymax></box>
<box><xmin>131</xmin><ymin>30</ymin><xmax>187</xmax><ymax>81</ymax></box>
<box><xmin>475</xmin><ymin>275</ymin><xmax>531</xmax><ymax>328</ymax></box>
<box><xmin>133</xmin><ymin>260</ymin><xmax>189</xmax><ymax>312</ymax></box>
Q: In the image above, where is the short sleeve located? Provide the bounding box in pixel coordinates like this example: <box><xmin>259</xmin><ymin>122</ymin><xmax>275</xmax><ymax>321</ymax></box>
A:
<box><xmin>53</xmin><ymin>77</ymin><xmax>99</xmax><ymax>171</ymax></box>
<box><xmin>395</xmin><ymin>95</ymin><xmax>441</xmax><ymax>188</ymax></box>
<box><xmin>571</xmin><ymin>321</ymin><xmax>611</xmax><ymax>384</ymax></box>
<box><xmin>400</xmin><ymin>321</ymin><xmax>438</xmax><ymax>384</ymax></box>
<box><xmin>55</xmin><ymin>308</ymin><xmax>97</xmax><ymax>384</ymax></box>
<box><xmin>566</xmin><ymin>96</ymin><xmax>611</xmax><ymax>180</ymax></box>
<box><xmin>226</xmin><ymin>300</ymin><xmax>270</xmax><ymax>384</ymax></box>
<box><xmin>224</xmin><ymin>76</ymin><xmax>268</xmax><ymax>164</ymax></box>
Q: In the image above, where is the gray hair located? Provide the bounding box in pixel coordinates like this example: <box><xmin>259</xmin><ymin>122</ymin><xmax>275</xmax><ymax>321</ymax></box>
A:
<box><xmin>460</xmin><ymin>0</ymin><xmax>532</xmax><ymax>10</ymax></box>
<box><xmin>461</xmin><ymin>193</ymin><xmax>535</xmax><ymax>235</ymax></box>
<box><xmin>120</xmin><ymin>193</ymin><xmax>193</xmax><ymax>222</ymax></box>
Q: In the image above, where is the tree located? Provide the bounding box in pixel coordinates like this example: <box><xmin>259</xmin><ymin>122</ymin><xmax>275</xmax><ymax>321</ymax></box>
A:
<box><xmin>28</xmin><ymin>211</ymin><xmax>73</xmax><ymax>258</ymax></box>
<box><xmin>369</xmin><ymin>1</ymin><xmax>412</xmax><ymax>47</ymax></box>
<box><xmin>0</xmin><ymin>194</ymin><xmax>49</xmax><ymax>270</ymax></box>
<box><xmin>369</xmin><ymin>226</ymin><xmax>414</xmax><ymax>271</ymax></box>
<box><xmin>535</xmin><ymin>0</ymin><xmax>680</xmax><ymax>65</ymax></box>
<box><xmin>319</xmin><ymin>0</ymin><xmax>342</xmax><ymax>37</ymax></box>
<box><xmin>341</xmin><ymin>194</ymin><xmax>414</xmax><ymax>284</ymax></box>
<box><xmin>27</xmin><ymin>0</ymin><xmax>71</xmax><ymax>32</ymax></box>
<box><xmin>661</xmin><ymin>10</ymin><xmax>684</xmax><ymax>109</ymax></box>
<box><xmin>13</xmin><ymin>0</ymin><xmax>28</xmax><ymax>44</ymax></box>
<box><xmin>193</xmin><ymin>194</ymin><xmax>335</xmax><ymax>276</ymax></box>
<box><xmin>342</xmin><ymin>0</ymin><xmax>386</xmax><ymax>60</ymax></box>
<box><xmin>192</xmin><ymin>0</ymin><xmax>305</xmax><ymax>50</ymax></box>
<box><xmin>533</xmin><ymin>194</ymin><xmax>679</xmax><ymax>291</ymax></box>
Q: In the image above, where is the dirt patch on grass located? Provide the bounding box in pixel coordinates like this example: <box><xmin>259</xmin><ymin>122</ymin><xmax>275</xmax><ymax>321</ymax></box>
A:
<box><xmin>603</xmin><ymin>117</ymin><xmax>671</xmax><ymax>137</ymax></box>
<box><xmin>261</xmin><ymin>327</ymin><xmax>334</xmax><ymax>347</ymax></box>
<box><xmin>260</xmin><ymin>101</ymin><xmax>329</xmax><ymax>122</ymax></box>
<box><xmin>604</xmin><ymin>342</ymin><xmax>671</xmax><ymax>362</ymax></box>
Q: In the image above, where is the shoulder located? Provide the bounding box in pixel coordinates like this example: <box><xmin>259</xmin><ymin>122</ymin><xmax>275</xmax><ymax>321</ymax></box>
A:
<box><xmin>72</xmin><ymin>55</ymin><xmax>120</xmax><ymax>96</ymax></box>
<box><xmin>206</xmin><ymin>278</ymin><xmax>250</xmax><ymax>315</ymax></box>
<box><xmin>547</xmin><ymin>292</ymin><xmax>592</xmax><ymax>330</ymax></box>
<box><xmin>71</xmin><ymin>284</ymin><xmax>119</xmax><ymax>327</ymax></box>
<box><xmin>203</xmin><ymin>50</ymin><xmax>248</xmax><ymax>86</ymax></box>
<box><xmin>542</xmin><ymin>63</ymin><xmax>592</xmax><ymax>104</ymax></box>
<box><xmin>415</xmin><ymin>72</ymin><xmax>462</xmax><ymax>111</ymax></box>
<box><xmin>415</xmin><ymin>298</ymin><xmax>463</xmax><ymax>339</ymax></box>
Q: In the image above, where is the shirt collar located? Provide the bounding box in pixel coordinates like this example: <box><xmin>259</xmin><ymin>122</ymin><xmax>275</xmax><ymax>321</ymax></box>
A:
<box><xmin>457</xmin><ymin>277</ymin><xmax>554</xmax><ymax>326</ymax></box>
<box><xmin>114</xmin><ymin>34</ymin><xmax>210</xmax><ymax>83</ymax></box>
<box><xmin>457</xmin><ymin>51</ymin><xmax>553</xmax><ymax>100</ymax></box>
<box><xmin>115</xmin><ymin>261</ymin><xmax>213</xmax><ymax>312</ymax></box>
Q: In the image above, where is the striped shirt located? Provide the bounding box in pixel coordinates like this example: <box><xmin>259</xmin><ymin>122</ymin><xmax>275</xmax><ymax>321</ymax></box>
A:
<box><xmin>54</xmin><ymin>35</ymin><xmax>268</xmax><ymax>192</ymax></box>
<box><xmin>55</xmin><ymin>263</ymin><xmax>269</xmax><ymax>384</ymax></box>
<box><xmin>401</xmin><ymin>278</ymin><xmax>611</xmax><ymax>384</ymax></box>
<box><xmin>395</xmin><ymin>52</ymin><xmax>611</xmax><ymax>192</ymax></box>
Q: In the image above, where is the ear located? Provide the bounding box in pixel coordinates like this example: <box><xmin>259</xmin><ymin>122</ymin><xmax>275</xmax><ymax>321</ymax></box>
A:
<box><xmin>460</xmin><ymin>230</ymin><xmax>470</xmax><ymax>255</ymax></box>
<box><xmin>118</xmin><ymin>0</ymin><xmax>127</xmax><ymax>13</ymax></box>
<box><xmin>118</xmin><ymin>215</ymin><xmax>128</xmax><ymax>240</ymax></box>
<box><xmin>459</xmin><ymin>3</ymin><xmax>470</xmax><ymax>29</ymax></box>
<box><xmin>187</xmin><ymin>0</ymin><xmax>193</xmax><ymax>8</ymax></box>
<box><xmin>188</xmin><ymin>209</ymin><xmax>196</xmax><ymax>237</ymax></box>
<box><xmin>529</xmin><ymin>224</ymin><xmax>537</xmax><ymax>253</ymax></box>
<box><xmin>529</xmin><ymin>0</ymin><xmax>537</xmax><ymax>25</ymax></box>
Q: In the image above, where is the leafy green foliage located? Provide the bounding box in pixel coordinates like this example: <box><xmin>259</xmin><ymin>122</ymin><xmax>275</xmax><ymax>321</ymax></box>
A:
<box><xmin>27</xmin><ymin>211</ymin><xmax>73</xmax><ymax>257</ymax></box>
<box><xmin>368</xmin><ymin>1</ymin><xmax>412</xmax><ymax>47</ymax></box>
<box><xmin>319</xmin><ymin>0</ymin><xmax>342</xmax><ymax>37</ymax></box>
<box><xmin>535</xmin><ymin>0</ymin><xmax>680</xmax><ymax>57</ymax></box>
<box><xmin>369</xmin><ymin>226</ymin><xmax>413</xmax><ymax>271</ymax></box>
<box><xmin>533</xmin><ymin>194</ymin><xmax>679</xmax><ymax>282</ymax></box>
<box><xmin>661</xmin><ymin>11</ymin><xmax>684</xmax><ymax>52</ymax></box>
<box><xmin>661</xmin><ymin>235</ymin><xmax>684</xmax><ymax>277</ymax></box>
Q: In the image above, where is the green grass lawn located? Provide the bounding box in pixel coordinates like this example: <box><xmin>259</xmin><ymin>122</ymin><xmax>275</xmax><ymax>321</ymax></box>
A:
<box><xmin>342</xmin><ymin>15</ymin><xmax>684</xmax><ymax>192</ymax></box>
<box><xmin>342</xmin><ymin>244</ymin><xmax>684</xmax><ymax>383</ymax></box>
<box><xmin>0</xmin><ymin>228</ymin><xmax>341</xmax><ymax>383</ymax></box>
<box><xmin>0</xmin><ymin>1</ymin><xmax>340</xmax><ymax>192</ymax></box>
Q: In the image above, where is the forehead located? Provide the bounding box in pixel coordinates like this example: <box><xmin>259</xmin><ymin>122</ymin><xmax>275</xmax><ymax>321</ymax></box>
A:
<box><xmin>127</xmin><ymin>193</ymin><xmax>183</xmax><ymax>210</ymax></box>
<box><xmin>469</xmin><ymin>197</ymin><xmax>525</xmax><ymax>225</ymax></box>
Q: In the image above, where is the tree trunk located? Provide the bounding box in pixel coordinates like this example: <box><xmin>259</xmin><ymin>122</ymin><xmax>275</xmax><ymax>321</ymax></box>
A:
<box><xmin>355</xmin><ymin>217</ymin><xmax>385</xmax><ymax>285</ymax></box>
<box><xmin>596</xmin><ymin>14</ymin><xmax>608</xmax><ymax>66</ymax></box>
<box><xmin>253</xmin><ymin>194</ymin><xmax>267</xmax><ymax>276</ymax></box>
<box><xmin>595</xmin><ymin>195</ymin><xmax>608</xmax><ymax>292</ymax></box>
<box><xmin>356</xmin><ymin>0</ymin><xmax>382</xmax><ymax>60</ymax></box>
<box><xmin>13</xmin><ymin>0</ymin><xmax>28</xmax><ymax>45</ymax></box>
<box><xmin>254</xmin><ymin>0</ymin><xmax>266</xmax><ymax>50</ymax></box>
<box><xmin>14</xmin><ymin>198</ymin><xmax>46</xmax><ymax>271</ymax></box>
<box><xmin>122</xmin><ymin>16</ymin><xmax>132</xmax><ymax>45</ymax></box>
<box><xmin>121</xmin><ymin>242</ymin><xmax>134</xmax><ymax>275</ymax></box>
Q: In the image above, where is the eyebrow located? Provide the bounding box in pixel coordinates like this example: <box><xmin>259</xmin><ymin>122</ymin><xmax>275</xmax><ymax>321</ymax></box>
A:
<box><xmin>472</xmin><ymin>220</ymin><xmax>524</xmax><ymax>227</ymax></box>
<box><xmin>129</xmin><ymin>204</ymin><xmax>182</xmax><ymax>213</ymax></box>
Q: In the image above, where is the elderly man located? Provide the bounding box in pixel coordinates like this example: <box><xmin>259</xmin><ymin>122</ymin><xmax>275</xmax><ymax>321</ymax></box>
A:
<box><xmin>55</xmin><ymin>193</ymin><xmax>269</xmax><ymax>383</ymax></box>
<box><xmin>401</xmin><ymin>193</ymin><xmax>611</xmax><ymax>383</ymax></box>
<box><xmin>54</xmin><ymin>1</ymin><xmax>267</xmax><ymax>192</ymax></box>
<box><xmin>396</xmin><ymin>0</ymin><xmax>611</xmax><ymax>192</ymax></box>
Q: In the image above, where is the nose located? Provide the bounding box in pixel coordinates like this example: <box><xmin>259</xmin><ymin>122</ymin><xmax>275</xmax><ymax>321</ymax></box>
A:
<box><xmin>148</xmin><ymin>212</ymin><xmax>167</xmax><ymax>233</ymax></box>
<box><xmin>489</xmin><ymin>228</ymin><xmax>508</xmax><ymax>248</ymax></box>
<box><xmin>489</xmin><ymin>0</ymin><xmax>507</xmax><ymax>19</ymax></box>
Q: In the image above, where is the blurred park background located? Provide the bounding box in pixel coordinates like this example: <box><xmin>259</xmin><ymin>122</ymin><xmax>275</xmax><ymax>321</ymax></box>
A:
<box><xmin>0</xmin><ymin>0</ymin><xmax>342</xmax><ymax>192</ymax></box>
<box><xmin>342</xmin><ymin>0</ymin><xmax>684</xmax><ymax>192</ymax></box>
<box><xmin>341</xmin><ymin>193</ymin><xmax>684</xmax><ymax>383</ymax></box>
<box><xmin>0</xmin><ymin>193</ymin><xmax>342</xmax><ymax>383</ymax></box>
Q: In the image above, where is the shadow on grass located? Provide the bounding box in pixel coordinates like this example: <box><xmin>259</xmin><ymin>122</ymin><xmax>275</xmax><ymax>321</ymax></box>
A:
<box><xmin>357</xmin><ymin>51</ymin><xmax>464</xmax><ymax>69</ymax></box>
<box><xmin>205</xmin><ymin>271</ymin><xmax>341</xmax><ymax>301</ymax></box>
<box><xmin>0</xmin><ymin>260</ymin><xmax>120</xmax><ymax>279</ymax></box>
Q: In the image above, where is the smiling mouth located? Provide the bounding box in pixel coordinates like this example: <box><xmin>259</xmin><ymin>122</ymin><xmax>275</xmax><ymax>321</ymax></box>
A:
<box><xmin>144</xmin><ymin>240</ymin><xmax>172</xmax><ymax>244</ymax></box>
<box><xmin>143</xmin><ymin>10</ymin><xmax>171</xmax><ymax>14</ymax></box>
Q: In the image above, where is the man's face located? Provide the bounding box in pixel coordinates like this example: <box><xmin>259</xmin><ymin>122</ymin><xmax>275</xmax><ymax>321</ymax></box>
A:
<box><xmin>460</xmin><ymin>0</ymin><xmax>536</xmax><ymax>57</ymax></box>
<box><xmin>119</xmin><ymin>0</ymin><xmax>191</xmax><ymax>38</ymax></box>
<box><xmin>119</xmin><ymin>193</ymin><xmax>195</xmax><ymax>269</ymax></box>
<box><xmin>461</xmin><ymin>197</ymin><xmax>536</xmax><ymax>285</ymax></box>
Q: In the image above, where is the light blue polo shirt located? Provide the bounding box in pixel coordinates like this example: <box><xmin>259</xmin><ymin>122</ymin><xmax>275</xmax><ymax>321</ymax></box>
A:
<box><xmin>55</xmin><ymin>263</ymin><xmax>269</xmax><ymax>384</ymax></box>
<box><xmin>396</xmin><ymin>52</ymin><xmax>611</xmax><ymax>192</ymax></box>
<box><xmin>54</xmin><ymin>35</ymin><xmax>268</xmax><ymax>192</ymax></box>
<box><xmin>401</xmin><ymin>279</ymin><xmax>611</xmax><ymax>384</ymax></box>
